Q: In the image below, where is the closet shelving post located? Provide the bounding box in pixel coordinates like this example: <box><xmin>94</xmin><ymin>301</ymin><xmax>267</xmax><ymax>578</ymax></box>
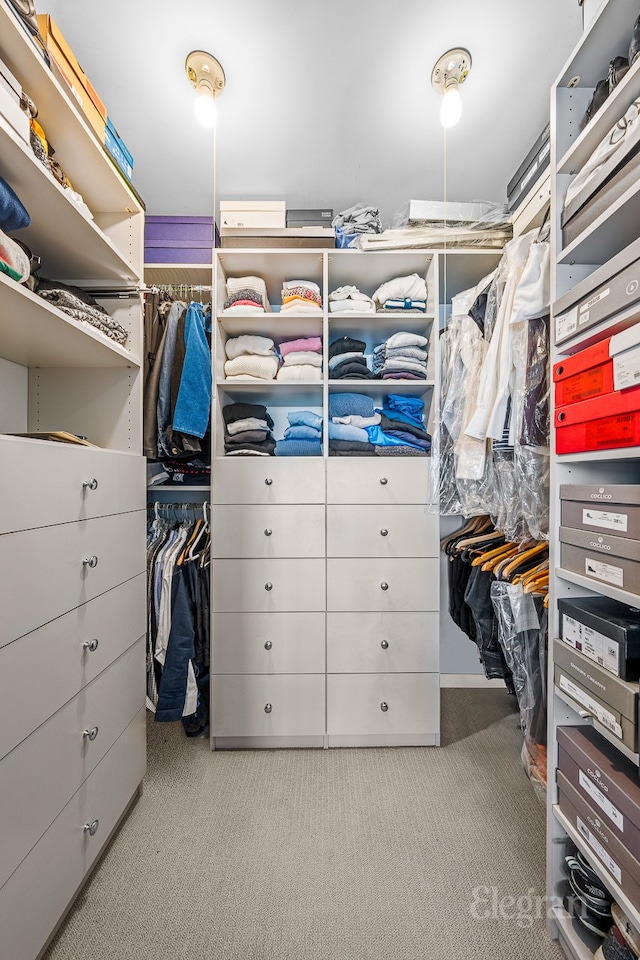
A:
<box><xmin>0</xmin><ymin>8</ymin><xmax>147</xmax><ymax>959</ymax></box>
<box><xmin>548</xmin><ymin>3</ymin><xmax>640</xmax><ymax>958</ymax></box>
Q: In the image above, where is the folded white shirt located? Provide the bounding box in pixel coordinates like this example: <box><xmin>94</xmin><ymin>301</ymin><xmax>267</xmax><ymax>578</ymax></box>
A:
<box><xmin>329</xmin><ymin>299</ymin><xmax>375</xmax><ymax>313</ymax></box>
<box><xmin>332</xmin><ymin>413</ymin><xmax>381</xmax><ymax>428</ymax></box>
<box><xmin>283</xmin><ymin>351</ymin><xmax>323</xmax><ymax>367</ymax></box>
<box><xmin>276</xmin><ymin>364</ymin><xmax>322</xmax><ymax>381</ymax></box>
<box><xmin>225</xmin><ymin>334</ymin><xmax>275</xmax><ymax>359</ymax></box>
<box><xmin>372</xmin><ymin>273</ymin><xmax>427</xmax><ymax>308</ymax></box>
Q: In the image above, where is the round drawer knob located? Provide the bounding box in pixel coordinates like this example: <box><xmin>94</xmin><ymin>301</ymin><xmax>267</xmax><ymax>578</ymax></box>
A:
<box><xmin>380</xmin><ymin>528</ymin><xmax>389</xmax><ymax>537</ymax></box>
<box><xmin>265</xmin><ymin>478</ymin><xmax>273</xmax><ymax>486</ymax></box>
<box><xmin>83</xmin><ymin>556</ymin><xmax>99</xmax><ymax>568</ymax></box>
<box><xmin>380</xmin><ymin>582</ymin><xmax>389</xmax><ymax>591</ymax></box>
<box><xmin>83</xmin><ymin>819</ymin><xmax>99</xmax><ymax>837</ymax></box>
<box><xmin>82</xmin><ymin>478</ymin><xmax>98</xmax><ymax>491</ymax></box>
<box><xmin>264</xmin><ymin>703</ymin><xmax>273</xmax><ymax>714</ymax></box>
<box><xmin>381</xmin><ymin>640</ymin><xmax>389</xmax><ymax>650</ymax></box>
<box><xmin>83</xmin><ymin>638</ymin><xmax>99</xmax><ymax>653</ymax></box>
<box><xmin>380</xmin><ymin>702</ymin><xmax>389</xmax><ymax>712</ymax></box>
<box><xmin>264</xmin><ymin>528</ymin><xmax>273</xmax><ymax>537</ymax></box>
<box><xmin>264</xmin><ymin>640</ymin><xmax>273</xmax><ymax>650</ymax></box>
<box><xmin>83</xmin><ymin>726</ymin><xmax>99</xmax><ymax>742</ymax></box>
<box><xmin>265</xmin><ymin>582</ymin><xmax>273</xmax><ymax>591</ymax></box>
<box><xmin>558</xmin><ymin>411</ymin><xmax>566</xmax><ymax>422</ymax></box>
<box><xmin>379</xmin><ymin>477</ymin><xmax>388</xmax><ymax>485</ymax></box>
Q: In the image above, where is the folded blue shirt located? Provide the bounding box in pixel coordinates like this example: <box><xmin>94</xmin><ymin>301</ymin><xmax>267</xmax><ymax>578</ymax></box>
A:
<box><xmin>275</xmin><ymin>439</ymin><xmax>322</xmax><ymax>457</ymax></box>
<box><xmin>328</xmin><ymin>392</ymin><xmax>375</xmax><ymax>419</ymax></box>
<box><xmin>329</xmin><ymin>422</ymin><xmax>370</xmax><ymax>443</ymax></box>
<box><xmin>284</xmin><ymin>424</ymin><xmax>322</xmax><ymax>440</ymax></box>
<box><xmin>366</xmin><ymin>425</ymin><xmax>427</xmax><ymax>448</ymax></box>
<box><xmin>287</xmin><ymin>409</ymin><xmax>323</xmax><ymax>430</ymax></box>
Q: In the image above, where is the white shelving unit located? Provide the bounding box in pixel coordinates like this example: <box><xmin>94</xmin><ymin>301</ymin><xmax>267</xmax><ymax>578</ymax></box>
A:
<box><xmin>548</xmin><ymin>3</ymin><xmax>640</xmax><ymax>955</ymax></box>
<box><xmin>0</xmin><ymin>15</ymin><xmax>147</xmax><ymax>960</ymax></box>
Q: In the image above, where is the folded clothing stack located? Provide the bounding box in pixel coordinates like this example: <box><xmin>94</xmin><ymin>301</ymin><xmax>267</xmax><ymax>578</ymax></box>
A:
<box><xmin>329</xmin><ymin>335</ymin><xmax>372</xmax><ymax>380</ymax></box>
<box><xmin>328</xmin><ymin>285</ymin><xmax>375</xmax><ymax>313</ymax></box>
<box><xmin>366</xmin><ymin>394</ymin><xmax>430</xmax><ymax>456</ymax></box>
<box><xmin>161</xmin><ymin>457</ymin><xmax>211</xmax><ymax>485</ymax></box>
<box><xmin>223</xmin><ymin>275</ymin><xmax>269</xmax><ymax>314</ymax></box>
<box><xmin>276</xmin><ymin>410</ymin><xmax>323</xmax><ymax>456</ymax></box>
<box><xmin>372</xmin><ymin>273</ymin><xmax>428</xmax><ymax>313</ymax></box>
<box><xmin>223</xmin><ymin>402</ymin><xmax>276</xmax><ymax>456</ymax></box>
<box><xmin>276</xmin><ymin>335</ymin><xmax>322</xmax><ymax>381</ymax></box>
<box><xmin>37</xmin><ymin>277</ymin><xmax>129</xmax><ymax>345</ymax></box>
<box><xmin>373</xmin><ymin>331</ymin><xmax>430</xmax><ymax>380</ymax></box>
<box><xmin>224</xmin><ymin>334</ymin><xmax>279</xmax><ymax>381</ymax></box>
<box><xmin>280</xmin><ymin>279</ymin><xmax>322</xmax><ymax>314</ymax></box>
<box><xmin>328</xmin><ymin>392</ymin><xmax>377</xmax><ymax>456</ymax></box>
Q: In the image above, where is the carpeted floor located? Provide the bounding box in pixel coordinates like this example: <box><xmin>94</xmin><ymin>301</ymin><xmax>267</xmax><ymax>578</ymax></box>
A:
<box><xmin>43</xmin><ymin>689</ymin><xmax>563</xmax><ymax>960</ymax></box>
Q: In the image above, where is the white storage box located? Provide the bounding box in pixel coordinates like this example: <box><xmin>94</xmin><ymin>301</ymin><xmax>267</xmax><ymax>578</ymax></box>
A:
<box><xmin>610</xmin><ymin>322</ymin><xmax>640</xmax><ymax>392</ymax></box>
<box><xmin>220</xmin><ymin>200</ymin><xmax>286</xmax><ymax>229</ymax></box>
<box><xmin>0</xmin><ymin>57</ymin><xmax>29</xmax><ymax>143</ymax></box>
<box><xmin>408</xmin><ymin>199</ymin><xmax>497</xmax><ymax>224</ymax></box>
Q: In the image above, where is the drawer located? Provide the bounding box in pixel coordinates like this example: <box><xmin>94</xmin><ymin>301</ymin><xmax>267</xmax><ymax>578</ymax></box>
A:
<box><xmin>327</xmin><ymin>458</ymin><xmax>431</xmax><ymax>505</ymax></box>
<box><xmin>212</xmin><ymin>613</ymin><xmax>325</xmax><ymax>673</ymax></box>
<box><xmin>327</xmin><ymin>612</ymin><xmax>439</xmax><ymax>673</ymax></box>
<box><xmin>212</xmin><ymin>458</ymin><xmax>325</xmax><ymax>504</ymax></box>
<box><xmin>0</xmin><ymin>638</ymin><xmax>144</xmax><ymax>890</ymax></box>
<box><xmin>213</xmin><ymin>559</ymin><xmax>325</xmax><ymax>612</ymax></box>
<box><xmin>1</xmin><ymin>510</ymin><xmax>146</xmax><ymax>643</ymax></box>
<box><xmin>327</xmin><ymin>558</ymin><xmax>438</xmax><ymax>612</ymax></box>
<box><xmin>0</xmin><ymin>575</ymin><xmax>145</xmax><ymax>760</ymax></box>
<box><xmin>0</xmin><ymin>437</ymin><xmax>145</xmax><ymax>534</ymax></box>
<box><xmin>0</xmin><ymin>707</ymin><xmax>145</xmax><ymax>960</ymax></box>
<box><xmin>213</xmin><ymin>505</ymin><xmax>325</xmax><ymax>559</ymax></box>
<box><xmin>327</xmin><ymin>673</ymin><xmax>439</xmax><ymax>736</ymax></box>
<box><xmin>327</xmin><ymin>504</ymin><xmax>439</xmax><ymax>558</ymax></box>
<box><xmin>211</xmin><ymin>674</ymin><xmax>325</xmax><ymax>737</ymax></box>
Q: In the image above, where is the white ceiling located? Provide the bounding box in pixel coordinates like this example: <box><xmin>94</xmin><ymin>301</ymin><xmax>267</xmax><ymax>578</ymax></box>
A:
<box><xmin>41</xmin><ymin>0</ymin><xmax>583</xmax><ymax>226</ymax></box>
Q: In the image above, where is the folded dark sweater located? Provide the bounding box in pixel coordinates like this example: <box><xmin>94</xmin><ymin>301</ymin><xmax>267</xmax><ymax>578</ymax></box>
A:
<box><xmin>382</xmin><ymin>371</ymin><xmax>427</xmax><ymax>380</ymax></box>
<box><xmin>331</xmin><ymin>358</ymin><xmax>373</xmax><ymax>379</ymax></box>
<box><xmin>329</xmin><ymin>439</ymin><xmax>375</xmax><ymax>456</ymax></box>
<box><xmin>224</xmin><ymin>436</ymin><xmax>276</xmax><ymax>456</ymax></box>
<box><xmin>223</xmin><ymin>402</ymin><xmax>274</xmax><ymax>428</ymax></box>
<box><xmin>379</xmin><ymin>414</ymin><xmax>430</xmax><ymax>441</ymax></box>
<box><xmin>329</xmin><ymin>336</ymin><xmax>367</xmax><ymax>359</ymax></box>
<box><xmin>224</xmin><ymin>429</ymin><xmax>270</xmax><ymax>446</ymax></box>
<box><xmin>385</xmin><ymin>430</ymin><xmax>431</xmax><ymax>450</ymax></box>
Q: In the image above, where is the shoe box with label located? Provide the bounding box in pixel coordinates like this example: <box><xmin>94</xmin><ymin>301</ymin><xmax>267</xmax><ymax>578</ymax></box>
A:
<box><xmin>559</xmin><ymin>596</ymin><xmax>640</xmax><ymax>681</ymax></box>
<box><xmin>557</xmin><ymin>724</ymin><xmax>640</xmax><ymax>910</ymax></box>
<box><xmin>560</xmin><ymin>485</ymin><xmax>640</xmax><ymax>594</ymax></box>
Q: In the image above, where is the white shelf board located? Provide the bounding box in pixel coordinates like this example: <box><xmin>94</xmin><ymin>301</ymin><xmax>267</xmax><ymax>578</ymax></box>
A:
<box><xmin>557</xmin><ymin>446</ymin><xmax>640</xmax><ymax>463</ymax></box>
<box><xmin>217</xmin><ymin>315</ymin><xmax>323</xmax><ymax>338</ymax></box>
<box><xmin>556</xmin><ymin>0</ymin><xmax>640</xmax><ymax>87</ymax></box>
<box><xmin>558</xmin><ymin>175</ymin><xmax>640</xmax><ymax>268</ymax></box>
<box><xmin>555</xmin><ymin>566</ymin><xmax>640</xmax><ymax>608</ymax></box>
<box><xmin>438</xmin><ymin>250</ymin><xmax>503</xmax><ymax>301</ymax></box>
<box><xmin>145</xmin><ymin>264</ymin><xmax>212</xmax><ymax>287</ymax></box>
<box><xmin>0</xmin><ymin>116</ymin><xmax>140</xmax><ymax>285</ymax></box>
<box><xmin>553</xmin><ymin>805</ymin><xmax>640</xmax><ymax>929</ymax></box>
<box><xmin>558</xmin><ymin>56</ymin><xmax>640</xmax><ymax>176</ymax></box>
<box><xmin>0</xmin><ymin>4</ymin><xmax>142</xmax><ymax>218</ymax></box>
<box><xmin>554</xmin><ymin>686</ymin><xmax>640</xmax><ymax>765</ymax></box>
<box><xmin>0</xmin><ymin>274</ymin><xmax>138</xmax><ymax>368</ymax></box>
<box><xmin>551</xmin><ymin>907</ymin><xmax>603</xmax><ymax>960</ymax></box>
<box><xmin>328</xmin><ymin>380</ymin><xmax>434</xmax><ymax>395</ymax></box>
<box><xmin>328</xmin><ymin>313</ymin><xmax>434</xmax><ymax>336</ymax></box>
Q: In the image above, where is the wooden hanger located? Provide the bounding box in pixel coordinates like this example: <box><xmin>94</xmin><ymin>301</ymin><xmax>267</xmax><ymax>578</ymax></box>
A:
<box><xmin>479</xmin><ymin>544</ymin><xmax>520</xmax><ymax>571</ymax></box>
<box><xmin>500</xmin><ymin>542</ymin><xmax>549</xmax><ymax>581</ymax></box>
<box><xmin>440</xmin><ymin>515</ymin><xmax>490</xmax><ymax>552</ymax></box>
<box><xmin>453</xmin><ymin>529</ymin><xmax>504</xmax><ymax>552</ymax></box>
<box><xmin>513</xmin><ymin>558</ymin><xmax>549</xmax><ymax>586</ymax></box>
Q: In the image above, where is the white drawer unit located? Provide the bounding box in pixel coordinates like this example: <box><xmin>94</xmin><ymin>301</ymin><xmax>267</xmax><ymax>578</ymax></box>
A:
<box><xmin>0</xmin><ymin>438</ymin><xmax>146</xmax><ymax>534</ymax></box>
<box><xmin>212</xmin><ymin>613</ymin><xmax>325</xmax><ymax>674</ymax></box>
<box><xmin>1</xmin><ymin>510</ymin><xmax>146</xmax><ymax>643</ymax></box>
<box><xmin>213</xmin><ymin>504</ymin><xmax>325</xmax><ymax>559</ymax></box>
<box><xmin>0</xmin><ymin>638</ymin><xmax>144</xmax><ymax>891</ymax></box>
<box><xmin>213</xmin><ymin>559</ymin><xmax>325</xmax><ymax>612</ymax></box>
<box><xmin>326</xmin><ymin>458</ymin><xmax>431</xmax><ymax>505</ymax></box>
<box><xmin>212</xmin><ymin>457</ymin><xmax>325</xmax><ymax>504</ymax></box>
<box><xmin>327</xmin><ymin>558</ymin><xmax>439</xmax><ymax>612</ymax></box>
<box><xmin>0</xmin><ymin>708</ymin><xmax>146</xmax><ymax>960</ymax></box>
<box><xmin>327</xmin><ymin>504</ymin><xmax>439</xmax><ymax>558</ymax></box>
<box><xmin>0</xmin><ymin>574</ymin><xmax>145</xmax><ymax>760</ymax></box>
<box><xmin>327</xmin><ymin>612</ymin><xmax>439</xmax><ymax>673</ymax></box>
<box><xmin>327</xmin><ymin>673</ymin><xmax>439</xmax><ymax>737</ymax></box>
<box><xmin>211</xmin><ymin>674</ymin><xmax>325</xmax><ymax>737</ymax></box>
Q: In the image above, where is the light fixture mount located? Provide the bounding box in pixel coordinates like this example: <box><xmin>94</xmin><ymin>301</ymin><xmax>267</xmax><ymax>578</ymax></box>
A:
<box><xmin>185</xmin><ymin>50</ymin><xmax>226</xmax><ymax>97</ymax></box>
<box><xmin>431</xmin><ymin>47</ymin><xmax>472</xmax><ymax>95</ymax></box>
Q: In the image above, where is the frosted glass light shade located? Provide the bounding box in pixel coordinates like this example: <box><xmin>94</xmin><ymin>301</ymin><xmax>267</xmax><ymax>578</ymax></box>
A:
<box><xmin>194</xmin><ymin>93</ymin><xmax>217</xmax><ymax>127</ymax></box>
<box><xmin>440</xmin><ymin>86</ymin><xmax>462</xmax><ymax>128</ymax></box>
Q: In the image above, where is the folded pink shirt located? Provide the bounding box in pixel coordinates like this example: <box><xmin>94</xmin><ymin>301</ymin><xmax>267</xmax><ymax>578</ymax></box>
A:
<box><xmin>279</xmin><ymin>336</ymin><xmax>322</xmax><ymax>356</ymax></box>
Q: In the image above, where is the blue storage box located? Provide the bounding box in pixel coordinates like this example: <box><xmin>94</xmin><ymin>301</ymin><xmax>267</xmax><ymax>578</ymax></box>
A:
<box><xmin>105</xmin><ymin>118</ymin><xmax>133</xmax><ymax>180</ymax></box>
<box><xmin>144</xmin><ymin>216</ymin><xmax>220</xmax><ymax>263</ymax></box>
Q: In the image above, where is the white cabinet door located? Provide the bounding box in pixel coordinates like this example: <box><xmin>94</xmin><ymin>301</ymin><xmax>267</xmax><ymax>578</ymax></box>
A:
<box><xmin>0</xmin><ymin>708</ymin><xmax>145</xmax><ymax>960</ymax></box>
<box><xmin>213</xmin><ymin>559</ymin><xmax>325</xmax><ymax>612</ymax></box>
<box><xmin>327</xmin><ymin>673</ymin><xmax>439</xmax><ymax>736</ymax></box>
<box><xmin>211</xmin><ymin>674</ymin><xmax>325</xmax><ymax>736</ymax></box>
<box><xmin>327</xmin><ymin>558</ymin><xmax>438</xmax><ymax>611</ymax></box>
<box><xmin>213</xmin><ymin>458</ymin><xmax>325</xmax><ymax>504</ymax></box>
<box><xmin>327</xmin><ymin>612</ymin><xmax>439</xmax><ymax>673</ymax></box>
<box><xmin>213</xmin><ymin>505</ymin><xmax>325</xmax><ymax>559</ymax></box>
<box><xmin>327</xmin><ymin>458</ymin><xmax>431</xmax><ymax>504</ymax></box>
<box><xmin>0</xmin><ymin>438</ymin><xmax>145</xmax><ymax>534</ymax></box>
<box><xmin>0</xmin><ymin>574</ymin><xmax>145</xmax><ymax>760</ymax></box>
<box><xmin>1</xmin><ymin>510</ymin><xmax>146</xmax><ymax>643</ymax></box>
<box><xmin>327</xmin><ymin>504</ymin><xmax>439</xmax><ymax>558</ymax></box>
<box><xmin>0</xmin><ymin>639</ymin><xmax>144</xmax><ymax>890</ymax></box>
<box><xmin>212</xmin><ymin>613</ymin><xmax>325</xmax><ymax>673</ymax></box>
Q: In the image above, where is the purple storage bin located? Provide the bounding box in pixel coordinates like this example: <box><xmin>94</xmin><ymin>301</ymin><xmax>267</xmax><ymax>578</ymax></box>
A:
<box><xmin>144</xmin><ymin>216</ymin><xmax>220</xmax><ymax>263</ymax></box>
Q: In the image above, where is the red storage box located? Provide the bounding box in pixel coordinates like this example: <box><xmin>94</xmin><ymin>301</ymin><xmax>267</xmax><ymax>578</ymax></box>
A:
<box><xmin>553</xmin><ymin>338</ymin><xmax>614</xmax><ymax>405</ymax></box>
<box><xmin>556</xmin><ymin>386</ymin><xmax>640</xmax><ymax>454</ymax></box>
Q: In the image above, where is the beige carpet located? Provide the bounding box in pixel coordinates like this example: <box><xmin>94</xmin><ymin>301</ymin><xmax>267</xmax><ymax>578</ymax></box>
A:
<box><xmin>43</xmin><ymin>689</ymin><xmax>563</xmax><ymax>960</ymax></box>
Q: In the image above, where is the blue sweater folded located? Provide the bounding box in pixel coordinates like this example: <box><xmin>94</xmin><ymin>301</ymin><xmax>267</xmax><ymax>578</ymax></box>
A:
<box><xmin>275</xmin><ymin>439</ymin><xmax>322</xmax><ymax>457</ymax></box>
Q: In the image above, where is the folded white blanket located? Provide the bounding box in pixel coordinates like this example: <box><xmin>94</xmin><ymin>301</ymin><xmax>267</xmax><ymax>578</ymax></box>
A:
<box><xmin>276</xmin><ymin>364</ymin><xmax>322</xmax><ymax>381</ymax></box>
<box><xmin>332</xmin><ymin>413</ymin><xmax>381</xmax><ymax>427</ymax></box>
<box><xmin>227</xmin><ymin>417</ymin><xmax>269</xmax><ymax>435</ymax></box>
<box><xmin>224</xmin><ymin>354</ymin><xmax>279</xmax><ymax>379</ymax></box>
<box><xmin>329</xmin><ymin>284</ymin><xmax>372</xmax><ymax>301</ymax></box>
<box><xmin>329</xmin><ymin>299</ymin><xmax>375</xmax><ymax>313</ymax></box>
<box><xmin>225</xmin><ymin>334</ymin><xmax>275</xmax><ymax>359</ymax></box>
<box><xmin>385</xmin><ymin>331</ymin><xmax>430</xmax><ymax>350</ymax></box>
<box><xmin>283</xmin><ymin>351</ymin><xmax>323</xmax><ymax>367</ymax></box>
<box><xmin>372</xmin><ymin>273</ymin><xmax>427</xmax><ymax>307</ymax></box>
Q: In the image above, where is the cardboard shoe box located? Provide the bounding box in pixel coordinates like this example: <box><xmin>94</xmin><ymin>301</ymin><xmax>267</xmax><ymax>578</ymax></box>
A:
<box><xmin>144</xmin><ymin>216</ymin><xmax>217</xmax><ymax>263</ymax></box>
<box><xmin>555</xmin><ymin>388</ymin><xmax>640</xmax><ymax>454</ymax></box>
<box><xmin>220</xmin><ymin>201</ymin><xmax>285</xmax><ymax>230</ymax></box>
<box><xmin>507</xmin><ymin>124</ymin><xmax>551</xmax><ymax>213</ymax></box>
<box><xmin>286</xmin><ymin>208</ymin><xmax>333</xmax><ymax>227</ymax></box>
<box><xmin>558</xmin><ymin>725</ymin><xmax>640</xmax><ymax>858</ymax></box>
<box><xmin>554</xmin><ymin>639</ymin><xmax>638</xmax><ymax>751</ymax></box>
<box><xmin>553</xmin><ymin>338</ymin><xmax>614</xmax><ymax>406</ymax></box>
<box><xmin>559</xmin><ymin>596</ymin><xmax>640</xmax><ymax>680</ymax></box>
<box><xmin>561</xmin><ymin>485</ymin><xmax>640</xmax><ymax>540</ymax></box>
<box><xmin>610</xmin><ymin>322</ymin><xmax>640</xmax><ymax>393</ymax></box>
<box><xmin>0</xmin><ymin>55</ymin><xmax>29</xmax><ymax>144</ymax></box>
<box><xmin>560</xmin><ymin>525</ymin><xmax>640</xmax><ymax>594</ymax></box>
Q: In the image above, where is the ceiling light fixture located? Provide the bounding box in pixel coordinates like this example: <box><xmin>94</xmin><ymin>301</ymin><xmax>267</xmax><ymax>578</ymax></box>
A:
<box><xmin>431</xmin><ymin>47</ymin><xmax>472</xmax><ymax>128</ymax></box>
<box><xmin>185</xmin><ymin>50</ymin><xmax>226</xmax><ymax>128</ymax></box>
